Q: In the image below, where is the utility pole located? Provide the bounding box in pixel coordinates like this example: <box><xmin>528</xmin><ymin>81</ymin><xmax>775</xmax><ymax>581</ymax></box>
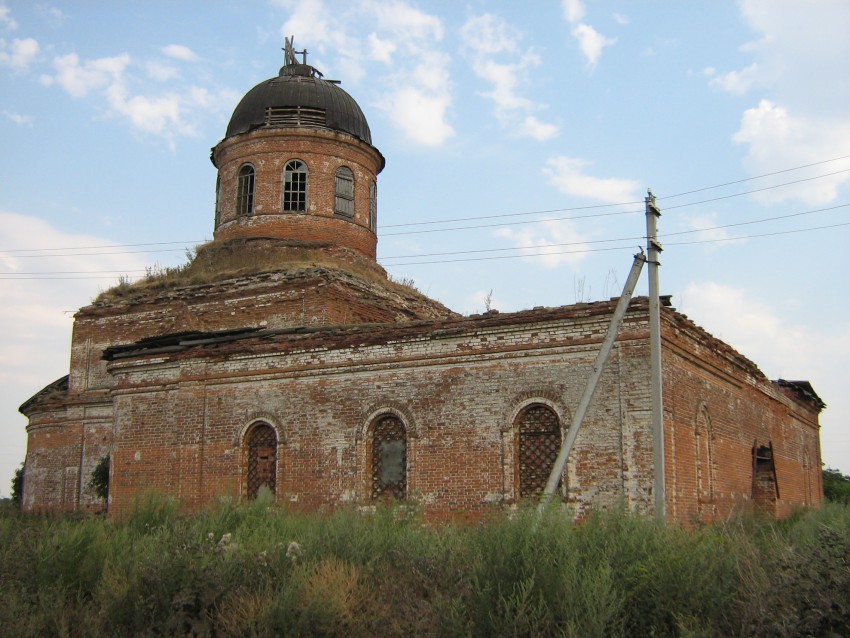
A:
<box><xmin>645</xmin><ymin>189</ymin><xmax>666</xmax><ymax>522</ymax></box>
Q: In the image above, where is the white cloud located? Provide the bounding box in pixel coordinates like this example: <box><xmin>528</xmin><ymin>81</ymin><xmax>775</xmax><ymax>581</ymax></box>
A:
<box><xmin>161</xmin><ymin>44</ymin><xmax>199</xmax><ymax>62</ymax></box>
<box><xmin>147</xmin><ymin>60</ymin><xmax>179</xmax><ymax>81</ymax></box>
<box><xmin>0</xmin><ymin>37</ymin><xmax>39</xmax><ymax>70</ymax></box>
<box><xmin>732</xmin><ymin>100</ymin><xmax>850</xmax><ymax>205</ymax></box>
<box><xmin>279</xmin><ymin>0</ymin><xmax>454</xmax><ymax>148</ymax></box>
<box><xmin>2</xmin><ymin>109</ymin><xmax>31</xmax><ymax>125</ymax></box>
<box><xmin>561</xmin><ymin>0</ymin><xmax>585</xmax><ymax>25</ymax></box>
<box><xmin>570</xmin><ymin>23</ymin><xmax>615</xmax><ymax>70</ymax></box>
<box><xmin>495</xmin><ymin>219</ymin><xmax>591</xmax><ymax>269</ymax></box>
<box><xmin>561</xmin><ymin>0</ymin><xmax>616</xmax><ymax>69</ymax></box>
<box><xmin>39</xmin><ymin>50</ymin><xmax>237</xmax><ymax>142</ymax></box>
<box><xmin>0</xmin><ymin>2</ymin><xmax>17</xmax><ymax>30</ymax></box>
<box><xmin>368</xmin><ymin>0</ymin><xmax>443</xmax><ymax>41</ymax></box>
<box><xmin>709</xmin><ymin>62</ymin><xmax>759</xmax><ymax>95</ymax></box>
<box><xmin>613</xmin><ymin>13</ymin><xmax>629</xmax><ymax>26</ymax></box>
<box><xmin>461</xmin><ymin>13</ymin><xmax>558</xmax><ymax>141</ymax></box>
<box><xmin>279</xmin><ymin>0</ymin><xmax>348</xmax><ymax>53</ymax></box>
<box><xmin>367</xmin><ymin>32</ymin><xmax>395</xmax><ymax>63</ymax></box>
<box><xmin>681</xmin><ymin>212</ymin><xmax>746</xmax><ymax>251</ymax></box>
<box><xmin>519</xmin><ymin>115</ymin><xmax>558</xmax><ymax>142</ymax></box>
<box><xmin>711</xmin><ymin>2</ymin><xmax>850</xmax><ymax>201</ymax></box>
<box><xmin>544</xmin><ymin>156</ymin><xmax>641</xmax><ymax>203</ymax></box>
<box><xmin>678</xmin><ymin>281</ymin><xmax>850</xmax><ymax>470</ymax></box>
<box><xmin>379</xmin><ymin>83</ymin><xmax>453</xmax><ymax>147</ymax></box>
<box><xmin>41</xmin><ymin>51</ymin><xmax>130</xmax><ymax>98</ymax></box>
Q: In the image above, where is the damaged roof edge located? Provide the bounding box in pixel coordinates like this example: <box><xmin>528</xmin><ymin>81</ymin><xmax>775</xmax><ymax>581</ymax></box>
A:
<box><xmin>19</xmin><ymin>374</ymin><xmax>70</xmax><ymax>415</ymax></box>
<box><xmin>775</xmin><ymin>379</ymin><xmax>826</xmax><ymax>412</ymax></box>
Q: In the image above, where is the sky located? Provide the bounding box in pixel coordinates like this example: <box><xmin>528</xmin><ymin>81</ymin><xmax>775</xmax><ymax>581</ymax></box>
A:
<box><xmin>1</xmin><ymin>0</ymin><xmax>848</xmax><ymax>497</ymax></box>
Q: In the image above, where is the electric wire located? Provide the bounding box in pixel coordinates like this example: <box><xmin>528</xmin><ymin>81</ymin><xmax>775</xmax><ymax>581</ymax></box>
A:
<box><xmin>378</xmin><ymin>221</ymin><xmax>850</xmax><ymax>267</ymax></box>
<box><xmin>2</xmin><ymin>157</ymin><xmax>849</xmax><ymax>263</ymax></box>
<box><xmin>3</xmin><ymin>219</ymin><xmax>844</xmax><ymax>278</ymax></box>
<box><xmin>3</xmin><ymin>156</ymin><xmax>849</xmax><ymax>255</ymax></box>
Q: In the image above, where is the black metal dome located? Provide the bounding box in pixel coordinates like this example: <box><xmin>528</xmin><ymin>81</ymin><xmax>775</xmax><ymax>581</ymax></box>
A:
<box><xmin>225</xmin><ymin>62</ymin><xmax>372</xmax><ymax>144</ymax></box>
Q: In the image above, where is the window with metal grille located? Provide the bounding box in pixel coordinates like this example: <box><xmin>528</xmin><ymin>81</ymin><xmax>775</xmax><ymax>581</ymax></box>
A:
<box><xmin>371</xmin><ymin>415</ymin><xmax>406</xmax><ymax>500</ymax></box>
<box><xmin>283</xmin><ymin>159</ymin><xmax>307</xmax><ymax>212</ymax></box>
<box><xmin>518</xmin><ymin>405</ymin><xmax>561</xmax><ymax>499</ymax></box>
<box><xmin>369</xmin><ymin>180</ymin><xmax>377</xmax><ymax>230</ymax></box>
<box><xmin>265</xmin><ymin>106</ymin><xmax>326</xmax><ymax>127</ymax></box>
<box><xmin>245</xmin><ymin>423</ymin><xmax>277</xmax><ymax>499</ymax></box>
<box><xmin>237</xmin><ymin>164</ymin><xmax>255</xmax><ymax>216</ymax></box>
<box><xmin>334</xmin><ymin>166</ymin><xmax>354</xmax><ymax>217</ymax></box>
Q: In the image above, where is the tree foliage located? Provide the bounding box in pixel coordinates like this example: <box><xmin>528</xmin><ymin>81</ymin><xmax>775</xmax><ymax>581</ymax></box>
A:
<box><xmin>89</xmin><ymin>456</ymin><xmax>110</xmax><ymax>501</ymax></box>
<box><xmin>11</xmin><ymin>463</ymin><xmax>24</xmax><ymax>507</ymax></box>
<box><xmin>823</xmin><ymin>467</ymin><xmax>850</xmax><ymax>504</ymax></box>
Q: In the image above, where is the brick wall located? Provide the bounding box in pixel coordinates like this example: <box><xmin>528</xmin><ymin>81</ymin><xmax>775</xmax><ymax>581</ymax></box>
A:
<box><xmin>23</xmin><ymin>297</ymin><xmax>822</xmax><ymax>523</ymax></box>
<box><xmin>212</xmin><ymin>127</ymin><xmax>383</xmax><ymax>259</ymax></box>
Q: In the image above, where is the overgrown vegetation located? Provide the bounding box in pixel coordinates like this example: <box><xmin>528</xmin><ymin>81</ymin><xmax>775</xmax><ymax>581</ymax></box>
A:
<box><xmin>824</xmin><ymin>467</ymin><xmax>850</xmax><ymax>504</ymax></box>
<box><xmin>10</xmin><ymin>463</ymin><xmax>24</xmax><ymax>508</ymax></box>
<box><xmin>1</xmin><ymin>497</ymin><xmax>848</xmax><ymax>637</ymax></box>
<box><xmin>94</xmin><ymin>240</ymin><xmax>422</xmax><ymax>305</ymax></box>
<box><xmin>88</xmin><ymin>457</ymin><xmax>110</xmax><ymax>504</ymax></box>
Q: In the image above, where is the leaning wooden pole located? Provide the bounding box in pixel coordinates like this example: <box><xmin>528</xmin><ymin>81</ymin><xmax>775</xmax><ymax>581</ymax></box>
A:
<box><xmin>538</xmin><ymin>250</ymin><xmax>646</xmax><ymax>515</ymax></box>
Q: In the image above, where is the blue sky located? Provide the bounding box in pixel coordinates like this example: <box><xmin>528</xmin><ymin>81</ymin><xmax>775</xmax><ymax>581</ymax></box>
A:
<box><xmin>1</xmin><ymin>0</ymin><xmax>848</xmax><ymax>496</ymax></box>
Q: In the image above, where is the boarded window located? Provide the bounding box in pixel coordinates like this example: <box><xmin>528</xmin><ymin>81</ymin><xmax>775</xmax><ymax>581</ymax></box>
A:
<box><xmin>62</xmin><ymin>466</ymin><xmax>79</xmax><ymax>508</ymax></box>
<box><xmin>752</xmin><ymin>441</ymin><xmax>779</xmax><ymax>513</ymax></box>
<box><xmin>371</xmin><ymin>415</ymin><xmax>406</xmax><ymax>500</ymax></box>
<box><xmin>245</xmin><ymin>423</ymin><xmax>277</xmax><ymax>499</ymax></box>
<box><xmin>334</xmin><ymin>166</ymin><xmax>354</xmax><ymax>217</ymax></box>
<box><xmin>265</xmin><ymin>106</ymin><xmax>326</xmax><ymax>127</ymax></box>
<box><xmin>283</xmin><ymin>160</ymin><xmax>307</xmax><ymax>212</ymax></box>
<box><xmin>518</xmin><ymin>405</ymin><xmax>561</xmax><ymax>499</ymax></box>
<box><xmin>237</xmin><ymin>164</ymin><xmax>255</xmax><ymax>216</ymax></box>
<box><xmin>369</xmin><ymin>180</ymin><xmax>377</xmax><ymax>230</ymax></box>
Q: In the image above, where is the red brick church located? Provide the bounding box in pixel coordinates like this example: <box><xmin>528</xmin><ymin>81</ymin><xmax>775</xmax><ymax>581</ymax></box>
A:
<box><xmin>19</xmin><ymin>47</ymin><xmax>824</xmax><ymax>523</ymax></box>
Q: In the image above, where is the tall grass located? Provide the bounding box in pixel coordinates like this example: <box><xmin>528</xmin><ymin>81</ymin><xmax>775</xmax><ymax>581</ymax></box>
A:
<box><xmin>1</xmin><ymin>498</ymin><xmax>848</xmax><ymax>637</ymax></box>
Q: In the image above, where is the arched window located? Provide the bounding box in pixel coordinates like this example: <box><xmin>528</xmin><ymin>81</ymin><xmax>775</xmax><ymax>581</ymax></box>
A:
<box><xmin>695</xmin><ymin>405</ymin><xmax>715</xmax><ymax>519</ymax></box>
<box><xmin>237</xmin><ymin>164</ymin><xmax>255</xmax><ymax>216</ymax></box>
<box><xmin>244</xmin><ymin>423</ymin><xmax>277</xmax><ymax>499</ymax></box>
<box><xmin>334</xmin><ymin>166</ymin><xmax>355</xmax><ymax>217</ymax></box>
<box><xmin>517</xmin><ymin>404</ymin><xmax>561</xmax><ymax>499</ymax></box>
<box><xmin>369</xmin><ymin>180</ymin><xmax>377</xmax><ymax>230</ymax></box>
<box><xmin>283</xmin><ymin>159</ymin><xmax>308</xmax><ymax>212</ymax></box>
<box><xmin>214</xmin><ymin>174</ymin><xmax>222</xmax><ymax>226</ymax></box>
<box><xmin>371</xmin><ymin>415</ymin><xmax>406</xmax><ymax>500</ymax></box>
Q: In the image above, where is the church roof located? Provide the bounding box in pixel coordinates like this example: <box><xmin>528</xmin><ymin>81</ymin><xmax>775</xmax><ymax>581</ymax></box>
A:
<box><xmin>225</xmin><ymin>60</ymin><xmax>373</xmax><ymax>144</ymax></box>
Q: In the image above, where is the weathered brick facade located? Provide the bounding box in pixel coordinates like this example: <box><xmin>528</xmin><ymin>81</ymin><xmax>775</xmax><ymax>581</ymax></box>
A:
<box><xmin>18</xmin><ymin>51</ymin><xmax>824</xmax><ymax>522</ymax></box>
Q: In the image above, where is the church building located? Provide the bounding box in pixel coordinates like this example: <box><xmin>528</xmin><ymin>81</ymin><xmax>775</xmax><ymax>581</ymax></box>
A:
<box><xmin>19</xmin><ymin>47</ymin><xmax>825</xmax><ymax>523</ymax></box>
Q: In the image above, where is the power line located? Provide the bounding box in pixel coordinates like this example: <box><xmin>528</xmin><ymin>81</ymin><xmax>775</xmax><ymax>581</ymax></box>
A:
<box><xmin>4</xmin><ymin>157</ymin><xmax>849</xmax><ymax>254</ymax></box>
<box><xmin>378</xmin><ymin>202</ymin><xmax>849</xmax><ymax>261</ymax></box>
<box><xmin>1</xmin><ymin>240</ymin><xmax>206</xmax><ymax>255</ymax></box>
<box><xmin>663</xmin><ymin>168</ymin><xmax>850</xmax><ymax>211</ymax></box>
<box><xmin>378</xmin><ymin>221</ymin><xmax>850</xmax><ymax>267</ymax></box>
<box><xmin>5</xmin><ymin>247</ymin><xmax>190</xmax><ymax>259</ymax></box>
<box><xmin>658</xmin><ymin>154</ymin><xmax>850</xmax><ymax>200</ymax></box>
<box><xmin>1</xmin><ymin>219</ymin><xmax>845</xmax><ymax>279</ymax></box>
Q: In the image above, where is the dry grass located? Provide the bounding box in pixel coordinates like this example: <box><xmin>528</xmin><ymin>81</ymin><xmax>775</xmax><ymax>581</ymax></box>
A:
<box><xmin>92</xmin><ymin>238</ymin><xmax>422</xmax><ymax>305</ymax></box>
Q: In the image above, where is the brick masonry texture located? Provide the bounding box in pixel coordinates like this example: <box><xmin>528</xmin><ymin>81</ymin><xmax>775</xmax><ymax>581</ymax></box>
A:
<box><xmin>21</xmin><ymin>291</ymin><xmax>824</xmax><ymax>523</ymax></box>
<box><xmin>212</xmin><ymin>127</ymin><xmax>383</xmax><ymax>259</ymax></box>
<box><xmin>18</xmin><ymin>106</ymin><xmax>823</xmax><ymax>522</ymax></box>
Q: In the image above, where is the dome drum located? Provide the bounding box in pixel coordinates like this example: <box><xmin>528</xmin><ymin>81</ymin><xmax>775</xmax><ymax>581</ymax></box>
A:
<box><xmin>212</xmin><ymin>127</ymin><xmax>382</xmax><ymax>260</ymax></box>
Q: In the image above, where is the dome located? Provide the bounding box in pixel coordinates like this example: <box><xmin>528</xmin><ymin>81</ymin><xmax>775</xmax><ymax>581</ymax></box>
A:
<box><xmin>225</xmin><ymin>62</ymin><xmax>373</xmax><ymax>144</ymax></box>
